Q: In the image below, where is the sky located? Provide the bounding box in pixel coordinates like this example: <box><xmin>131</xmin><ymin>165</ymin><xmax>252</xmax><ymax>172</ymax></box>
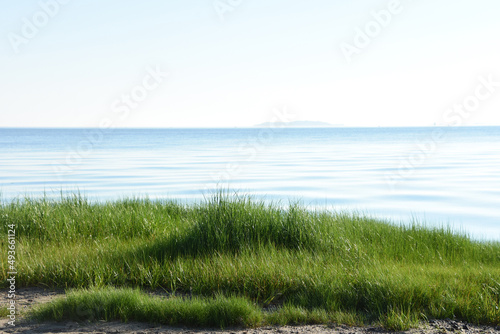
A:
<box><xmin>1</xmin><ymin>0</ymin><xmax>500</xmax><ymax>128</ymax></box>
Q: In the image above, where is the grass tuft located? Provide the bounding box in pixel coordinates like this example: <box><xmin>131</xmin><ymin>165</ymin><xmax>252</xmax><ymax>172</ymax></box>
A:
<box><xmin>379</xmin><ymin>307</ymin><xmax>420</xmax><ymax>331</ymax></box>
<box><xmin>173</xmin><ymin>193</ymin><xmax>320</xmax><ymax>256</ymax></box>
<box><xmin>31</xmin><ymin>287</ymin><xmax>262</xmax><ymax>328</ymax></box>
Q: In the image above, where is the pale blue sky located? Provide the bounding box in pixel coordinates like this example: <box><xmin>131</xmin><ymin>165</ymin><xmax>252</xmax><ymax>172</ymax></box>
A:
<box><xmin>1</xmin><ymin>0</ymin><xmax>500</xmax><ymax>127</ymax></box>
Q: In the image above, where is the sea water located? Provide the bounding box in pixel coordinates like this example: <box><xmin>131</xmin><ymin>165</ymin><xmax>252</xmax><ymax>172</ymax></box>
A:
<box><xmin>1</xmin><ymin>127</ymin><xmax>499</xmax><ymax>240</ymax></box>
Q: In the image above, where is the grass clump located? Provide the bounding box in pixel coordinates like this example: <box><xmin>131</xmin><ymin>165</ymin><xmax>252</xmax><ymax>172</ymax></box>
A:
<box><xmin>378</xmin><ymin>307</ymin><xmax>421</xmax><ymax>331</ymax></box>
<box><xmin>0</xmin><ymin>194</ymin><xmax>188</xmax><ymax>241</ymax></box>
<box><xmin>31</xmin><ymin>287</ymin><xmax>262</xmax><ymax>328</ymax></box>
<box><xmin>173</xmin><ymin>192</ymin><xmax>319</xmax><ymax>256</ymax></box>
<box><xmin>0</xmin><ymin>307</ymin><xmax>9</xmax><ymax>318</ymax></box>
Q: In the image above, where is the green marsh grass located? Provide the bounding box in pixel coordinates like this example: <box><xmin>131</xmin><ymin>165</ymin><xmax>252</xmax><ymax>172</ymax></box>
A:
<box><xmin>1</xmin><ymin>192</ymin><xmax>499</xmax><ymax>329</ymax></box>
<box><xmin>30</xmin><ymin>287</ymin><xmax>262</xmax><ymax>328</ymax></box>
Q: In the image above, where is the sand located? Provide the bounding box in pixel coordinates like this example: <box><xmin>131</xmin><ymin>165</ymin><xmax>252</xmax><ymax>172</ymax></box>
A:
<box><xmin>1</xmin><ymin>288</ymin><xmax>499</xmax><ymax>334</ymax></box>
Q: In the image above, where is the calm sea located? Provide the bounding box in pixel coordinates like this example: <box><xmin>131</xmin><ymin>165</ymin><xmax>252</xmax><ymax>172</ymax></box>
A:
<box><xmin>1</xmin><ymin>127</ymin><xmax>499</xmax><ymax>240</ymax></box>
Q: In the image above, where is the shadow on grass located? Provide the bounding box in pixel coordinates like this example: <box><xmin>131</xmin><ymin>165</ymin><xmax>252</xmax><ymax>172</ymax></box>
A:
<box><xmin>97</xmin><ymin>193</ymin><xmax>324</xmax><ymax>305</ymax></box>
<box><xmin>127</xmin><ymin>193</ymin><xmax>321</xmax><ymax>262</ymax></box>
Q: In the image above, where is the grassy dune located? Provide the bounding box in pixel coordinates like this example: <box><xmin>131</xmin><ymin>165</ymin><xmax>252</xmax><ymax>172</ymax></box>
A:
<box><xmin>1</xmin><ymin>193</ymin><xmax>499</xmax><ymax>330</ymax></box>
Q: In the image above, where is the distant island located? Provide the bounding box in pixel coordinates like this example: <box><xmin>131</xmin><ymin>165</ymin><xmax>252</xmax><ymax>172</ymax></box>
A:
<box><xmin>254</xmin><ymin>121</ymin><xmax>342</xmax><ymax>128</ymax></box>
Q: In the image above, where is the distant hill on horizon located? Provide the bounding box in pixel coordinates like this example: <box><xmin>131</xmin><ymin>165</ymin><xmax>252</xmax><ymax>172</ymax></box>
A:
<box><xmin>254</xmin><ymin>121</ymin><xmax>342</xmax><ymax>128</ymax></box>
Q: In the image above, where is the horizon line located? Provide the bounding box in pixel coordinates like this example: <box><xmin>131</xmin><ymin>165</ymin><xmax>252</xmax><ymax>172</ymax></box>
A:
<box><xmin>1</xmin><ymin>125</ymin><xmax>499</xmax><ymax>130</ymax></box>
